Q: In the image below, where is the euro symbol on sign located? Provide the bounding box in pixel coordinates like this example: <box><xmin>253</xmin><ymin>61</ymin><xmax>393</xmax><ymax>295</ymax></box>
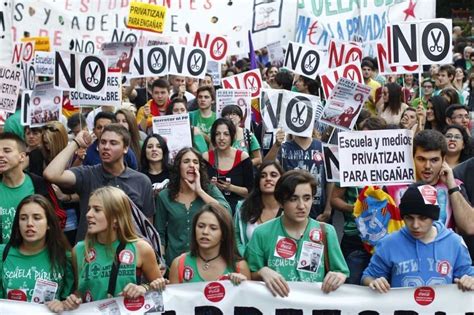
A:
<box><xmin>191</xmin><ymin>54</ymin><xmax>202</xmax><ymax>71</ymax></box>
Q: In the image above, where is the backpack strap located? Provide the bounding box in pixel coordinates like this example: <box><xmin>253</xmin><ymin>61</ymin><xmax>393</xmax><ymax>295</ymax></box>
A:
<box><xmin>2</xmin><ymin>243</ymin><xmax>11</xmax><ymax>262</ymax></box>
<box><xmin>320</xmin><ymin>223</ymin><xmax>330</xmax><ymax>275</ymax></box>
<box><xmin>177</xmin><ymin>253</ymin><xmax>187</xmax><ymax>284</ymax></box>
<box><xmin>107</xmin><ymin>242</ymin><xmax>126</xmax><ymax>297</ymax></box>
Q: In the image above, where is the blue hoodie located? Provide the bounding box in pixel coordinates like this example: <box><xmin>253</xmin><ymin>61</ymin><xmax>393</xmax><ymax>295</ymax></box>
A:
<box><xmin>362</xmin><ymin>221</ymin><xmax>474</xmax><ymax>287</ymax></box>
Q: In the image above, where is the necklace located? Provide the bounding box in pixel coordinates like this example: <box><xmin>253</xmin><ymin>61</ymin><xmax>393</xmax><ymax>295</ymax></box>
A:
<box><xmin>198</xmin><ymin>253</ymin><xmax>220</xmax><ymax>270</ymax></box>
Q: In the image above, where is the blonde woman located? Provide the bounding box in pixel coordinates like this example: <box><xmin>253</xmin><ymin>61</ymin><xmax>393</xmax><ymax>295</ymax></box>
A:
<box><xmin>63</xmin><ymin>187</ymin><xmax>166</xmax><ymax>310</ymax></box>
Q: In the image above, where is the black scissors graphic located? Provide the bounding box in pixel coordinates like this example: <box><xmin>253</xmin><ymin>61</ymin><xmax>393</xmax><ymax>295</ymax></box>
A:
<box><xmin>190</xmin><ymin>55</ymin><xmax>202</xmax><ymax>71</ymax></box>
<box><xmin>152</xmin><ymin>53</ymin><xmax>162</xmax><ymax>68</ymax></box>
<box><xmin>291</xmin><ymin>103</ymin><xmax>305</xmax><ymax>125</ymax></box>
<box><xmin>86</xmin><ymin>64</ymin><xmax>99</xmax><ymax>84</ymax></box>
<box><xmin>304</xmin><ymin>55</ymin><xmax>316</xmax><ymax>71</ymax></box>
<box><xmin>429</xmin><ymin>31</ymin><xmax>442</xmax><ymax>53</ymax></box>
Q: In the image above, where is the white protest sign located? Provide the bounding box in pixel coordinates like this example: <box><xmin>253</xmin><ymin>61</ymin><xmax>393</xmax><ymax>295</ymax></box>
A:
<box><xmin>34</xmin><ymin>51</ymin><xmax>55</xmax><ymax>77</ymax></box>
<box><xmin>0</xmin><ymin>65</ymin><xmax>22</xmax><ymax>113</ymax></box>
<box><xmin>20</xmin><ymin>61</ymin><xmax>36</xmax><ymax>91</ymax></box>
<box><xmin>167</xmin><ymin>45</ymin><xmax>207</xmax><ymax>79</ymax></box>
<box><xmin>152</xmin><ymin>114</ymin><xmax>192</xmax><ymax>159</ymax></box>
<box><xmin>376</xmin><ymin>42</ymin><xmax>419</xmax><ymax>75</ymax></box>
<box><xmin>206</xmin><ymin>61</ymin><xmax>221</xmax><ymax>86</ymax></box>
<box><xmin>322</xmin><ymin>143</ymin><xmax>339</xmax><ymax>182</ymax></box>
<box><xmin>338</xmin><ymin>129</ymin><xmax>415</xmax><ymax>187</ymax></box>
<box><xmin>283</xmin><ymin>41</ymin><xmax>326</xmax><ymax>80</ymax></box>
<box><xmin>131</xmin><ymin>45</ymin><xmax>169</xmax><ymax>78</ymax></box>
<box><xmin>216</xmin><ymin>89</ymin><xmax>251</xmax><ymax>130</ymax></box>
<box><xmin>145</xmin><ymin>35</ymin><xmax>174</xmax><ymax>46</ymax></box>
<box><xmin>101</xmin><ymin>42</ymin><xmax>136</xmax><ymax>73</ymax></box>
<box><xmin>320</xmin><ymin>61</ymin><xmax>363</xmax><ymax>100</ymax></box>
<box><xmin>192</xmin><ymin>31</ymin><xmax>228</xmax><ymax>62</ymax></box>
<box><xmin>327</xmin><ymin>39</ymin><xmax>363</xmax><ymax>68</ymax></box>
<box><xmin>267</xmin><ymin>41</ymin><xmax>285</xmax><ymax>66</ymax></box>
<box><xmin>387</xmin><ymin>22</ymin><xmax>418</xmax><ymax>67</ymax></box>
<box><xmin>221</xmin><ymin>69</ymin><xmax>263</xmax><ymax>99</ymax></box>
<box><xmin>29</xmin><ymin>82</ymin><xmax>62</xmax><ymax>127</ymax></box>
<box><xmin>54</xmin><ymin>51</ymin><xmax>109</xmax><ymax>96</ymax></box>
<box><xmin>260</xmin><ymin>88</ymin><xmax>282</xmax><ymax>132</ymax></box>
<box><xmin>70</xmin><ymin>71</ymin><xmax>121</xmax><ymax>107</ymax></box>
<box><xmin>320</xmin><ymin>78</ymin><xmax>371</xmax><ymax>131</ymax></box>
<box><xmin>11</xmin><ymin>41</ymin><xmax>35</xmax><ymax>65</ymax></box>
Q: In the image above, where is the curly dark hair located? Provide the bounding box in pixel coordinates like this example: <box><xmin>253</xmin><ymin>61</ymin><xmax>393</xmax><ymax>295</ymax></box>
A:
<box><xmin>167</xmin><ymin>147</ymin><xmax>211</xmax><ymax>200</ymax></box>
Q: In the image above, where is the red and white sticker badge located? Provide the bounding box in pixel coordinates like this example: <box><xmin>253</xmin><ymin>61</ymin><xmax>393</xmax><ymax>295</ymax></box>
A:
<box><xmin>119</xmin><ymin>249</ymin><xmax>135</xmax><ymax>265</ymax></box>
<box><xmin>274</xmin><ymin>236</ymin><xmax>297</xmax><ymax>260</ymax></box>
<box><xmin>204</xmin><ymin>282</ymin><xmax>225</xmax><ymax>302</ymax></box>
<box><xmin>414</xmin><ymin>286</ymin><xmax>435</xmax><ymax>306</ymax></box>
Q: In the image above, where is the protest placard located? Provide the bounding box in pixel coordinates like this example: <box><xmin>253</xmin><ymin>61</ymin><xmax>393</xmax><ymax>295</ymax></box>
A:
<box><xmin>283</xmin><ymin>41</ymin><xmax>326</xmax><ymax>80</ymax></box>
<box><xmin>22</xmin><ymin>36</ymin><xmax>50</xmax><ymax>52</ymax></box>
<box><xmin>222</xmin><ymin>69</ymin><xmax>263</xmax><ymax>99</ymax></box>
<box><xmin>101</xmin><ymin>42</ymin><xmax>136</xmax><ymax>73</ymax></box>
<box><xmin>323</xmin><ymin>143</ymin><xmax>339</xmax><ymax>182</ymax></box>
<box><xmin>21</xmin><ymin>91</ymin><xmax>31</xmax><ymax>126</ymax></box>
<box><xmin>327</xmin><ymin>39</ymin><xmax>363</xmax><ymax>68</ymax></box>
<box><xmin>34</xmin><ymin>52</ymin><xmax>55</xmax><ymax>77</ymax></box>
<box><xmin>206</xmin><ymin>61</ymin><xmax>221</xmax><ymax>86</ymax></box>
<box><xmin>152</xmin><ymin>114</ymin><xmax>192</xmax><ymax>160</ymax></box>
<box><xmin>69</xmin><ymin>71</ymin><xmax>121</xmax><ymax>107</ymax></box>
<box><xmin>127</xmin><ymin>2</ymin><xmax>166</xmax><ymax>34</ymax></box>
<box><xmin>267</xmin><ymin>41</ymin><xmax>285</xmax><ymax>67</ymax></box>
<box><xmin>193</xmin><ymin>31</ymin><xmax>228</xmax><ymax>62</ymax></box>
<box><xmin>338</xmin><ymin>129</ymin><xmax>415</xmax><ymax>187</ymax></box>
<box><xmin>376</xmin><ymin>42</ymin><xmax>419</xmax><ymax>75</ymax></box>
<box><xmin>0</xmin><ymin>65</ymin><xmax>22</xmax><ymax>113</ymax></box>
<box><xmin>216</xmin><ymin>89</ymin><xmax>251</xmax><ymax>130</ymax></box>
<box><xmin>20</xmin><ymin>61</ymin><xmax>36</xmax><ymax>91</ymax></box>
<box><xmin>11</xmin><ymin>41</ymin><xmax>35</xmax><ymax>65</ymax></box>
<box><xmin>320</xmin><ymin>61</ymin><xmax>363</xmax><ymax>100</ymax></box>
<box><xmin>320</xmin><ymin>78</ymin><xmax>371</xmax><ymax>130</ymax></box>
<box><xmin>29</xmin><ymin>82</ymin><xmax>62</xmax><ymax>127</ymax></box>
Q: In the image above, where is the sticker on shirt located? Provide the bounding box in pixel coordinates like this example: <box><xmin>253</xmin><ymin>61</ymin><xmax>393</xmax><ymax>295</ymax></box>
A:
<box><xmin>98</xmin><ymin>299</ymin><xmax>120</xmax><ymax>314</ymax></box>
<box><xmin>309</xmin><ymin>228</ymin><xmax>322</xmax><ymax>243</ymax></box>
<box><xmin>119</xmin><ymin>249</ymin><xmax>135</xmax><ymax>265</ymax></box>
<box><xmin>274</xmin><ymin>236</ymin><xmax>297</xmax><ymax>260</ymax></box>
<box><xmin>7</xmin><ymin>289</ymin><xmax>27</xmax><ymax>301</ymax></box>
<box><xmin>84</xmin><ymin>290</ymin><xmax>93</xmax><ymax>303</ymax></box>
<box><xmin>183</xmin><ymin>266</ymin><xmax>194</xmax><ymax>281</ymax></box>
<box><xmin>297</xmin><ymin>241</ymin><xmax>323</xmax><ymax>273</ymax></box>
<box><xmin>437</xmin><ymin>260</ymin><xmax>451</xmax><ymax>276</ymax></box>
<box><xmin>87</xmin><ymin>248</ymin><xmax>96</xmax><ymax>262</ymax></box>
<box><xmin>313</xmin><ymin>151</ymin><xmax>323</xmax><ymax>162</ymax></box>
<box><xmin>31</xmin><ymin>278</ymin><xmax>58</xmax><ymax>304</ymax></box>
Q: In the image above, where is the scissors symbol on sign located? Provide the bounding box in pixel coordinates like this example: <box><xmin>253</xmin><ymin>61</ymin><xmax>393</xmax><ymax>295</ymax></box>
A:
<box><xmin>152</xmin><ymin>53</ymin><xmax>162</xmax><ymax>68</ymax></box>
<box><xmin>304</xmin><ymin>55</ymin><xmax>316</xmax><ymax>71</ymax></box>
<box><xmin>429</xmin><ymin>31</ymin><xmax>442</xmax><ymax>53</ymax></box>
<box><xmin>191</xmin><ymin>55</ymin><xmax>202</xmax><ymax>71</ymax></box>
<box><xmin>86</xmin><ymin>64</ymin><xmax>99</xmax><ymax>84</ymax></box>
<box><xmin>291</xmin><ymin>103</ymin><xmax>305</xmax><ymax>125</ymax></box>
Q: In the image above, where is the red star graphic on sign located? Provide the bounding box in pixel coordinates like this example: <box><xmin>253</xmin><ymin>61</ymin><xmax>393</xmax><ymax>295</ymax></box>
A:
<box><xmin>403</xmin><ymin>0</ymin><xmax>417</xmax><ymax>21</ymax></box>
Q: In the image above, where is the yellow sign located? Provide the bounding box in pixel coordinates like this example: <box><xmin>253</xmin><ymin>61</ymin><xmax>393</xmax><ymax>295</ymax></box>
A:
<box><xmin>127</xmin><ymin>2</ymin><xmax>166</xmax><ymax>33</ymax></box>
<box><xmin>22</xmin><ymin>37</ymin><xmax>50</xmax><ymax>52</ymax></box>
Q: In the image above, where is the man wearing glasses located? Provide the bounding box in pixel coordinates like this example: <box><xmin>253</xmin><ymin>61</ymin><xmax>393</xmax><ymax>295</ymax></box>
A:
<box><xmin>411</xmin><ymin>78</ymin><xmax>434</xmax><ymax>109</ymax></box>
<box><xmin>446</xmin><ymin>104</ymin><xmax>471</xmax><ymax>135</ymax></box>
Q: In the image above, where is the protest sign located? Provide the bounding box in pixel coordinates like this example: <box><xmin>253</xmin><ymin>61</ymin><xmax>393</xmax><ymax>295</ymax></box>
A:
<box><xmin>127</xmin><ymin>2</ymin><xmax>166</xmax><ymax>34</ymax></box>
<box><xmin>206</xmin><ymin>61</ymin><xmax>221</xmax><ymax>86</ymax></box>
<box><xmin>70</xmin><ymin>71</ymin><xmax>121</xmax><ymax>107</ymax></box>
<box><xmin>283</xmin><ymin>41</ymin><xmax>326</xmax><ymax>80</ymax></box>
<box><xmin>327</xmin><ymin>39</ymin><xmax>363</xmax><ymax>68</ymax></box>
<box><xmin>320</xmin><ymin>78</ymin><xmax>371</xmax><ymax>130</ymax></box>
<box><xmin>29</xmin><ymin>82</ymin><xmax>62</xmax><ymax>127</ymax></box>
<box><xmin>20</xmin><ymin>61</ymin><xmax>36</xmax><ymax>91</ymax></box>
<box><xmin>267</xmin><ymin>41</ymin><xmax>285</xmax><ymax>67</ymax></box>
<box><xmin>0</xmin><ymin>3</ymin><xmax>13</xmax><ymax>65</ymax></box>
<box><xmin>1</xmin><ymin>282</ymin><xmax>471</xmax><ymax>314</ymax></box>
<box><xmin>101</xmin><ymin>42</ymin><xmax>136</xmax><ymax>73</ymax></box>
<box><xmin>193</xmin><ymin>31</ymin><xmax>228</xmax><ymax>62</ymax></box>
<box><xmin>54</xmin><ymin>51</ymin><xmax>109</xmax><ymax>96</ymax></box>
<box><xmin>338</xmin><ymin>129</ymin><xmax>415</xmax><ymax>187</ymax></box>
<box><xmin>22</xmin><ymin>36</ymin><xmax>50</xmax><ymax>52</ymax></box>
<box><xmin>131</xmin><ymin>45</ymin><xmax>169</xmax><ymax>78</ymax></box>
<box><xmin>0</xmin><ymin>65</ymin><xmax>22</xmax><ymax>113</ymax></box>
<box><xmin>320</xmin><ymin>61</ymin><xmax>363</xmax><ymax>100</ymax></box>
<box><xmin>34</xmin><ymin>51</ymin><xmax>55</xmax><ymax>77</ymax></box>
<box><xmin>260</xmin><ymin>89</ymin><xmax>320</xmax><ymax>138</ymax></box>
<box><xmin>20</xmin><ymin>91</ymin><xmax>31</xmax><ymax>126</ymax></box>
<box><xmin>216</xmin><ymin>89</ymin><xmax>251</xmax><ymax>130</ymax></box>
<box><xmin>221</xmin><ymin>69</ymin><xmax>263</xmax><ymax>99</ymax></box>
<box><xmin>11</xmin><ymin>41</ymin><xmax>35</xmax><ymax>65</ymax></box>
<box><xmin>323</xmin><ymin>143</ymin><xmax>339</xmax><ymax>182</ymax></box>
<box><xmin>145</xmin><ymin>35</ymin><xmax>174</xmax><ymax>46</ymax></box>
<box><xmin>152</xmin><ymin>114</ymin><xmax>192</xmax><ymax>160</ymax></box>
<box><xmin>376</xmin><ymin>42</ymin><xmax>419</xmax><ymax>75</ymax></box>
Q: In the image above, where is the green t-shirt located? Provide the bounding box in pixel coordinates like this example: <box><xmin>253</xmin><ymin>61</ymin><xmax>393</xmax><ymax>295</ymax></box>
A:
<box><xmin>75</xmin><ymin>240</ymin><xmax>137</xmax><ymax>302</ymax></box>
<box><xmin>335</xmin><ymin>182</ymin><xmax>361</xmax><ymax>236</ymax></box>
<box><xmin>189</xmin><ymin>110</ymin><xmax>216</xmax><ymax>137</ymax></box>
<box><xmin>232</xmin><ymin>130</ymin><xmax>260</xmax><ymax>154</ymax></box>
<box><xmin>0</xmin><ymin>245</ymin><xmax>73</xmax><ymax>302</ymax></box>
<box><xmin>3</xmin><ymin>110</ymin><xmax>24</xmax><ymax>140</ymax></box>
<box><xmin>179</xmin><ymin>253</ymin><xmax>235</xmax><ymax>283</ymax></box>
<box><xmin>193</xmin><ymin>133</ymin><xmax>208</xmax><ymax>154</ymax></box>
<box><xmin>0</xmin><ymin>175</ymin><xmax>35</xmax><ymax>243</ymax></box>
<box><xmin>245</xmin><ymin>216</ymin><xmax>349</xmax><ymax>282</ymax></box>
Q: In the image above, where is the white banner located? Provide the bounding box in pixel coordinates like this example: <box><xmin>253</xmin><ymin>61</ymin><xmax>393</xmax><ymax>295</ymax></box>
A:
<box><xmin>1</xmin><ymin>282</ymin><xmax>473</xmax><ymax>314</ymax></box>
<box><xmin>0</xmin><ymin>65</ymin><xmax>22</xmax><ymax>113</ymax></box>
<box><xmin>216</xmin><ymin>89</ymin><xmax>251</xmax><ymax>130</ymax></box>
<box><xmin>0</xmin><ymin>1</ymin><xmax>13</xmax><ymax>66</ymax></box>
<box><xmin>338</xmin><ymin>129</ymin><xmax>416</xmax><ymax>187</ymax></box>
<box><xmin>29</xmin><ymin>82</ymin><xmax>62</xmax><ymax>127</ymax></box>
<box><xmin>152</xmin><ymin>114</ymin><xmax>192</xmax><ymax>160</ymax></box>
<box><xmin>69</xmin><ymin>71</ymin><xmax>121</xmax><ymax>107</ymax></box>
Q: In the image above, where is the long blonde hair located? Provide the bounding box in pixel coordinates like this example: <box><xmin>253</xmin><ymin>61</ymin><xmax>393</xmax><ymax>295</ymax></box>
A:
<box><xmin>84</xmin><ymin>186</ymin><xmax>139</xmax><ymax>257</ymax></box>
<box><xmin>42</xmin><ymin>121</ymin><xmax>68</xmax><ymax>163</ymax></box>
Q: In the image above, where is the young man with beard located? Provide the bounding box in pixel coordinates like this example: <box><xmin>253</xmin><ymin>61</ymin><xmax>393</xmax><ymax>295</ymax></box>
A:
<box><xmin>136</xmin><ymin>79</ymin><xmax>170</xmax><ymax>133</ymax></box>
<box><xmin>43</xmin><ymin>124</ymin><xmax>154</xmax><ymax>242</ymax></box>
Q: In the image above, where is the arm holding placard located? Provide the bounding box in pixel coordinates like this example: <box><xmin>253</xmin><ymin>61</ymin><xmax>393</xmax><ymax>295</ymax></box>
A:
<box><xmin>263</xmin><ymin>129</ymin><xmax>285</xmax><ymax>162</ymax></box>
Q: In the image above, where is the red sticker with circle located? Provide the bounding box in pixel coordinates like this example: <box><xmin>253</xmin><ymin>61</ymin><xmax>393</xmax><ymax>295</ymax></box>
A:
<box><xmin>309</xmin><ymin>228</ymin><xmax>322</xmax><ymax>242</ymax></box>
<box><xmin>419</xmin><ymin>185</ymin><xmax>437</xmax><ymax>205</ymax></box>
<box><xmin>33</xmin><ymin>97</ymin><xmax>40</xmax><ymax>105</ymax></box>
<box><xmin>313</xmin><ymin>152</ymin><xmax>322</xmax><ymax>162</ymax></box>
<box><xmin>87</xmin><ymin>248</ymin><xmax>96</xmax><ymax>262</ymax></box>
<box><xmin>436</xmin><ymin>260</ymin><xmax>451</xmax><ymax>276</ymax></box>
<box><xmin>204</xmin><ymin>282</ymin><xmax>225</xmax><ymax>303</ymax></box>
<box><xmin>414</xmin><ymin>287</ymin><xmax>435</xmax><ymax>306</ymax></box>
<box><xmin>119</xmin><ymin>249</ymin><xmax>135</xmax><ymax>265</ymax></box>
<box><xmin>8</xmin><ymin>289</ymin><xmax>27</xmax><ymax>301</ymax></box>
<box><xmin>124</xmin><ymin>296</ymin><xmax>145</xmax><ymax>311</ymax></box>
<box><xmin>275</xmin><ymin>237</ymin><xmax>297</xmax><ymax>259</ymax></box>
<box><xmin>184</xmin><ymin>266</ymin><xmax>194</xmax><ymax>281</ymax></box>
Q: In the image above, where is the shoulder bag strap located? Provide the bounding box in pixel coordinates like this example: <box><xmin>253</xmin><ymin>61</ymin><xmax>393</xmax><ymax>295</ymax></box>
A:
<box><xmin>2</xmin><ymin>243</ymin><xmax>11</xmax><ymax>262</ymax></box>
<box><xmin>107</xmin><ymin>242</ymin><xmax>126</xmax><ymax>297</ymax></box>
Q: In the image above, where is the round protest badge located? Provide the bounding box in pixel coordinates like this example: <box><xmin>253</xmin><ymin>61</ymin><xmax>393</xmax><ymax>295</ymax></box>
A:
<box><xmin>204</xmin><ymin>282</ymin><xmax>225</xmax><ymax>303</ymax></box>
<box><xmin>119</xmin><ymin>249</ymin><xmax>134</xmax><ymax>265</ymax></box>
<box><xmin>313</xmin><ymin>151</ymin><xmax>322</xmax><ymax>162</ymax></box>
<box><xmin>183</xmin><ymin>266</ymin><xmax>194</xmax><ymax>281</ymax></box>
<box><xmin>275</xmin><ymin>237</ymin><xmax>297</xmax><ymax>259</ymax></box>
<box><xmin>8</xmin><ymin>289</ymin><xmax>27</xmax><ymax>301</ymax></box>
<box><xmin>86</xmin><ymin>248</ymin><xmax>96</xmax><ymax>262</ymax></box>
<box><xmin>124</xmin><ymin>296</ymin><xmax>145</xmax><ymax>311</ymax></box>
<box><xmin>414</xmin><ymin>287</ymin><xmax>435</xmax><ymax>306</ymax></box>
<box><xmin>436</xmin><ymin>260</ymin><xmax>451</xmax><ymax>276</ymax></box>
<box><xmin>309</xmin><ymin>228</ymin><xmax>322</xmax><ymax>243</ymax></box>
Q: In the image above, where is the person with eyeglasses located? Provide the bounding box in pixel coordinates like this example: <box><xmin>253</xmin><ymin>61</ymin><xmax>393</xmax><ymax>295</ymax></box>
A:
<box><xmin>443</xmin><ymin>124</ymin><xmax>473</xmax><ymax>168</ymax></box>
<box><xmin>446</xmin><ymin>104</ymin><xmax>471</xmax><ymax>135</ymax></box>
<box><xmin>411</xmin><ymin>78</ymin><xmax>435</xmax><ymax>109</ymax></box>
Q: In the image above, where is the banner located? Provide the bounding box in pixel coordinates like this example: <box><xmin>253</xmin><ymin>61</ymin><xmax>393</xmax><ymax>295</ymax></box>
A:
<box><xmin>221</xmin><ymin>69</ymin><xmax>263</xmax><ymax>99</ymax></box>
<box><xmin>320</xmin><ymin>62</ymin><xmax>363</xmax><ymax>100</ymax></box>
<box><xmin>283</xmin><ymin>41</ymin><xmax>326</xmax><ymax>80</ymax></box>
<box><xmin>0</xmin><ymin>1</ymin><xmax>13</xmax><ymax>65</ymax></box>
<box><xmin>216</xmin><ymin>89</ymin><xmax>251</xmax><ymax>130</ymax></box>
<box><xmin>28</xmin><ymin>82</ymin><xmax>62</xmax><ymax>127</ymax></box>
<box><xmin>320</xmin><ymin>78</ymin><xmax>371</xmax><ymax>131</ymax></box>
<box><xmin>152</xmin><ymin>114</ymin><xmax>192</xmax><ymax>160</ymax></box>
<box><xmin>0</xmin><ymin>65</ymin><xmax>22</xmax><ymax>113</ymax></box>
<box><xmin>69</xmin><ymin>71</ymin><xmax>121</xmax><ymax>107</ymax></box>
<box><xmin>323</xmin><ymin>143</ymin><xmax>339</xmax><ymax>182</ymax></box>
<box><xmin>1</xmin><ymin>282</ymin><xmax>473</xmax><ymax>314</ymax></box>
<box><xmin>126</xmin><ymin>2</ymin><xmax>166</xmax><ymax>34</ymax></box>
<box><xmin>11</xmin><ymin>41</ymin><xmax>35</xmax><ymax>65</ymax></box>
<box><xmin>260</xmin><ymin>89</ymin><xmax>320</xmax><ymax>138</ymax></box>
<box><xmin>338</xmin><ymin>129</ymin><xmax>415</xmax><ymax>187</ymax></box>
